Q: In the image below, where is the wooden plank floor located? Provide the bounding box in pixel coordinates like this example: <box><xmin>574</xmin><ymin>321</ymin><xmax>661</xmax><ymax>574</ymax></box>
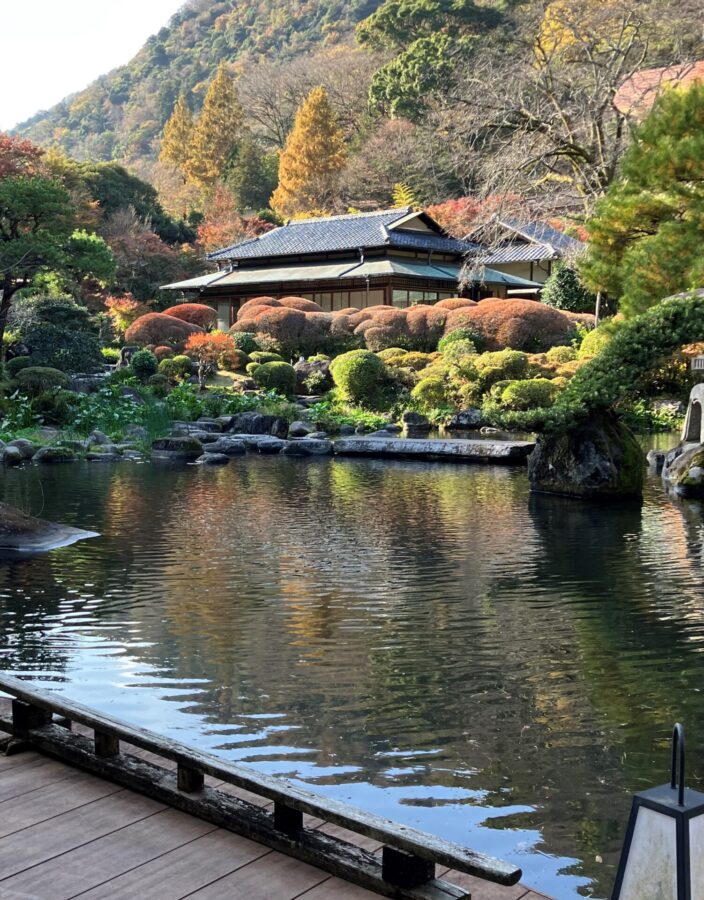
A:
<box><xmin>0</xmin><ymin>715</ymin><xmax>553</xmax><ymax>899</ymax></box>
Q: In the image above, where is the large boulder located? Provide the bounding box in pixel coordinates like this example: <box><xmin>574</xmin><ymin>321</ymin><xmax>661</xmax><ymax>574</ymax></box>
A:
<box><xmin>293</xmin><ymin>359</ymin><xmax>333</xmax><ymax>395</ymax></box>
<box><xmin>226</xmin><ymin>412</ymin><xmax>288</xmax><ymax>438</ymax></box>
<box><xmin>151</xmin><ymin>436</ymin><xmax>203</xmax><ymax>461</ymax></box>
<box><xmin>0</xmin><ymin>502</ymin><xmax>98</xmax><ymax>553</ymax></box>
<box><xmin>528</xmin><ymin>415</ymin><xmax>645</xmax><ymax>499</ymax></box>
<box><xmin>663</xmin><ymin>444</ymin><xmax>704</xmax><ymax>498</ymax></box>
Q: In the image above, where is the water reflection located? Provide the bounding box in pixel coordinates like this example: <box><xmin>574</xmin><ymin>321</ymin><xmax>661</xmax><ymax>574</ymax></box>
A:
<box><xmin>1</xmin><ymin>457</ymin><xmax>703</xmax><ymax>899</ymax></box>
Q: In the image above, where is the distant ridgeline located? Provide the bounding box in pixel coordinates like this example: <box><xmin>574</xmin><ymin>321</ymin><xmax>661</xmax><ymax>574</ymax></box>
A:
<box><xmin>13</xmin><ymin>0</ymin><xmax>383</xmax><ymax>163</ymax></box>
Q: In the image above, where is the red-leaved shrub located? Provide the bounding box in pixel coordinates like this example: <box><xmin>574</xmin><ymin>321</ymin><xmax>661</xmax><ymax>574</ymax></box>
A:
<box><xmin>278</xmin><ymin>296</ymin><xmax>323</xmax><ymax>312</ymax></box>
<box><xmin>163</xmin><ymin>303</ymin><xmax>217</xmax><ymax>330</ymax></box>
<box><xmin>154</xmin><ymin>345</ymin><xmax>174</xmax><ymax>361</ymax></box>
<box><xmin>435</xmin><ymin>298</ymin><xmax>478</xmax><ymax>311</ymax></box>
<box><xmin>238</xmin><ymin>296</ymin><xmax>280</xmax><ymax>317</ymax></box>
<box><xmin>125</xmin><ymin>313</ymin><xmax>204</xmax><ymax>346</ymax></box>
<box><xmin>445</xmin><ymin>299</ymin><xmax>575</xmax><ymax>351</ymax></box>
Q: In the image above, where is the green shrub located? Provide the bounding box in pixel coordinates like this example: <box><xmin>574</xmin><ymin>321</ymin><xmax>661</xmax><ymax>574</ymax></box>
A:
<box><xmin>308</xmin><ymin>354</ymin><xmax>330</xmax><ymax>362</ymax></box>
<box><xmin>411</xmin><ymin>376</ymin><xmax>448</xmax><ymax>411</ymax></box>
<box><xmin>384</xmin><ymin>351</ymin><xmax>435</xmax><ymax>371</ymax></box>
<box><xmin>330</xmin><ymin>350</ymin><xmax>387</xmax><ymax>404</ymax></box>
<box><xmin>377</xmin><ymin>347</ymin><xmax>407</xmax><ymax>362</ymax></box>
<box><xmin>474</xmin><ymin>350</ymin><xmax>529</xmax><ymax>390</ymax></box>
<box><xmin>578</xmin><ymin>317</ymin><xmax>623</xmax><ymax>358</ymax></box>
<box><xmin>24</xmin><ymin>324</ymin><xmax>103</xmax><ymax>373</ymax></box>
<box><xmin>442</xmin><ymin>338</ymin><xmax>477</xmax><ymax>361</ymax></box>
<box><xmin>250</xmin><ymin>351</ymin><xmax>284</xmax><ymax>364</ymax></box>
<box><xmin>158</xmin><ymin>355</ymin><xmax>193</xmax><ymax>382</ymax></box>
<box><xmin>131</xmin><ymin>349</ymin><xmax>159</xmax><ymax>382</ymax></box>
<box><xmin>246</xmin><ymin>362</ymin><xmax>261</xmax><ymax>375</ymax></box>
<box><xmin>438</xmin><ymin>328</ymin><xmax>485</xmax><ymax>353</ymax></box>
<box><xmin>546</xmin><ymin>345</ymin><xmax>577</xmax><ymax>364</ymax></box>
<box><xmin>148</xmin><ymin>373</ymin><xmax>171</xmax><ymax>397</ymax></box>
<box><xmin>541</xmin><ymin>264</ymin><xmax>596</xmax><ymax>313</ymax></box>
<box><xmin>31</xmin><ymin>389</ymin><xmax>73</xmax><ymax>426</ymax></box>
<box><xmin>496</xmin><ymin>378</ymin><xmax>560</xmax><ymax>411</ymax></box>
<box><xmin>101</xmin><ymin>347</ymin><xmax>121</xmax><ymax>363</ymax></box>
<box><xmin>15</xmin><ymin>367</ymin><xmax>70</xmax><ymax>397</ymax></box>
<box><xmin>252</xmin><ymin>361</ymin><xmax>296</xmax><ymax>395</ymax></box>
<box><xmin>5</xmin><ymin>356</ymin><xmax>33</xmax><ymax>377</ymax></box>
<box><xmin>230</xmin><ymin>332</ymin><xmax>260</xmax><ymax>355</ymax></box>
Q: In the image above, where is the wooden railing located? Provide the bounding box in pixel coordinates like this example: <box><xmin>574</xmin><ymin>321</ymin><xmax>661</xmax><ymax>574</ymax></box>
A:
<box><xmin>0</xmin><ymin>674</ymin><xmax>521</xmax><ymax>900</ymax></box>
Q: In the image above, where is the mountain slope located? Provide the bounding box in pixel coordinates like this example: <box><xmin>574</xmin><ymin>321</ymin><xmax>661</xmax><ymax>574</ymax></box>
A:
<box><xmin>15</xmin><ymin>0</ymin><xmax>382</xmax><ymax>164</ymax></box>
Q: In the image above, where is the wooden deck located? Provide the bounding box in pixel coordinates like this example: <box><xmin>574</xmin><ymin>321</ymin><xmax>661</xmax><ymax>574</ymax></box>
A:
<box><xmin>0</xmin><ymin>700</ymin><xmax>553</xmax><ymax>900</ymax></box>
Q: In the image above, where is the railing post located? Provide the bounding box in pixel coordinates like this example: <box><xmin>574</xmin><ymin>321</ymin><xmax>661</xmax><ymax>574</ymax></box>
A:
<box><xmin>11</xmin><ymin>699</ymin><xmax>52</xmax><ymax>735</ymax></box>
<box><xmin>94</xmin><ymin>730</ymin><xmax>119</xmax><ymax>758</ymax></box>
<box><xmin>178</xmin><ymin>763</ymin><xmax>204</xmax><ymax>793</ymax></box>
<box><xmin>274</xmin><ymin>802</ymin><xmax>303</xmax><ymax>837</ymax></box>
<box><xmin>382</xmin><ymin>846</ymin><xmax>435</xmax><ymax>888</ymax></box>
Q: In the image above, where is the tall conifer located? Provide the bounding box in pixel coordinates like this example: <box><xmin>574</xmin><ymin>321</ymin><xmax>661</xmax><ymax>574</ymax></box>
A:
<box><xmin>187</xmin><ymin>65</ymin><xmax>244</xmax><ymax>187</ymax></box>
<box><xmin>159</xmin><ymin>95</ymin><xmax>193</xmax><ymax>172</ymax></box>
<box><xmin>270</xmin><ymin>86</ymin><xmax>346</xmax><ymax>218</ymax></box>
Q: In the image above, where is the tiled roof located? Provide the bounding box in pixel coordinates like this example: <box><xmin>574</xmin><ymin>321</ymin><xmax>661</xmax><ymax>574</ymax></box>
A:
<box><xmin>614</xmin><ymin>60</ymin><xmax>704</xmax><ymax>117</ymax></box>
<box><xmin>208</xmin><ymin>208</ymin><xmax>478</xmax><ymax>262</ymax></box>
<box><xmin>495</xmin><ymin>219</ymin><xmax>584</xmax><ymax>256</ymax></box>
<box><xmin>482</xmin><ymin>242</ymin><xmax>557</xmax><ymax>265</ymax></box>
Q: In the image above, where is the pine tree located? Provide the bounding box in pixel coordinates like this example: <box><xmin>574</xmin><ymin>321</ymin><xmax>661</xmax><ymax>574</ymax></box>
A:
<box><xmin>186</xmin><ymin>65</ymin><xmax>244</xmax><ymax>187</ymax></box>
<box><xmin>159</xmin><ymin>95</ymin><xmax>194</xmax><ymax>173</ymax></box>
<box><xmin>582</xmin><ymin>83</ymin><xmax>704</xmax><ymax>317</ymax></box>
<box><xmin>270</xmin><ymin>86</ymin><xmax>347</xmax><ymax>218</ymax></box>
<box><xmin>228</xmin><ymin>135</ymin><xmax>279</xmax><ymax>211</ymax></box>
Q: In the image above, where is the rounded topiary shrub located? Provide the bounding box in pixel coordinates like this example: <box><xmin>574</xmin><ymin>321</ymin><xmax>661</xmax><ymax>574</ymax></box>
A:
<box><xmin>148</xmin><ymin>373</ymin><xmax>172</xmax><ymax>397</ymax></box>
<box><xmin>131</xmin><ymin>349</ymin><xmax>159</xmax><ymax>382</ymax></box>
<box><xmin>230</xmin><ymin>332</ymin><xmax>260</xmax><ymax>355</ymax></box>
<box><xmin>578</xmin><ymin>317</ymin><xmax>623</xmax><ymax>358</ymax></box>
<box><xmin>438</xmin><ymin>328</ymin><xmax>485</xmax><ymax>353</ymax></box>
<box><xmin>546</xmin><ymin>345</ymin><xmax>577</xmax><ymax>364</ymax></box>
<box><xmin>154</xmin><ymin>345</ymin><xmax>174</xmax><ymax>361</ymax></box>
<box><xmin>125</xmin><ymin>313</ymin><xmax>203</xmax><ymax>346</ymax></box>
<box><xmin>384</xmin><ymin>351</ymin><xmax>435</xmax><ymax>371</ymax></box>
<box><xmin>252</xmin><ymin>361</ymin><xmax>297</xmax><ymax>395</ymax></box>
<box><xmin>541</xmin><ymin>265</ymin><xmax>596</xmax><ymax>313</ymax></box>
<box><xmin>411</xmin><ymin>376</ymin><xmax>448</xmax><ymax>411</ymax></box>
<box><xmin>6</xmin><ymin>356</ymin><xmax>33</xmax><ymax>377</ymax></box>
<box><xmin>246</xmin><ymin>362</ymin><xmax>261</xmax><ymax>375</ymax></box>
<box><xmin>163</xmin><ymin>303</ymin><xmax>217</xmax><ymax>330</ymax></box>
<box><xmin>250</xmin><ymin>351</ymin><xmax>284</xmax><ymax>364</ymax></box>
<box><xmin>496</xmin><ymin>378</ymin><xmax>560</xmax><ymax>410</ymax></box>
<box><xmin>15</xmin><ymin>367</ymin><xmax>70</xmax><ymax>397</ymax></box>
<box><xmin>330</xmin><ymin>350</ymin><xmax>387</xmax><ymax>404</ymax></box>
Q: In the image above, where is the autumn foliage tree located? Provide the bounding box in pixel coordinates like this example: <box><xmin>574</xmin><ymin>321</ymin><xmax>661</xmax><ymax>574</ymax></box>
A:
<box><xmin>271</xmin><ymin>87</ymin><xmax>347</xmax><ymax>218</ymax></box>
<box><xmin>159</xmin><ymin>95</ymin><xmax>194</xmax><ymax>173</ymax></box>
<box><xmin>185</xmin><ymin>331</ymin><xmax>237</xmax><ymax>386</ymax></box>
<box><xmin>186</xmin><ymin>65</ymin><xmax>244</xmax><ymax>187</ymax></box>
<box><xmin>196</xmin><ymin>185</ymin><xmax>274</xmax><ymax>253</ymax></box>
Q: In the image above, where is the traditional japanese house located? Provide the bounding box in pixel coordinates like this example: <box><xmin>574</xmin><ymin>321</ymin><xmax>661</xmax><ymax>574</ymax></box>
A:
<box><xmin>163</xmin><ymin>207</ymin><xmax>540</xmax><ymax>330</ymax></box>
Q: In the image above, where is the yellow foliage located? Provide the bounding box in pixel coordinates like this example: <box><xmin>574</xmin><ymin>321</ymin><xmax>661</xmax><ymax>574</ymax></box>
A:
<box><xmin>270</xmin><ymin>86</ymin><xmax>347</xmax><ymax>218</ymax></box>
<box><xmin>159</xmin><ymin>95</ymin><xmax>194</xmax><ymax>171</ymax></box>
<box><xmin>186</xmin><ymin>64</ymin><xmax>244</xmax><ymax>187</ymax></box>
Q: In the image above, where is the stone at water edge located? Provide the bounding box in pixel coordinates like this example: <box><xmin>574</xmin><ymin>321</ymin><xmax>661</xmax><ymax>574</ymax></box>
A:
<box><xmin>2</xmin><ymin>447</ymin><xmax>23</xmax><ymax>466</ymax></box>
<box><xmin>527</xmin><ymin>414</ymin><xmax>645</xmax><ymax>499</ymax></box>
<box><xmin>195</xmin><ymin>453</ymin><xmax>230</xmax><ymax>466</ymax></box>
<box><xmin>204</xmin><ymin>437</ymin><xmax>247</xmax><ymax>455</ymax></box>
<box><xmin>663</xmin><ymin>444</ymin><xmax>704</xmax><ymax>498</ymax></box>
<box><xmin>0</xmin><ymin>502</ymin><xmax>98</xmax><ymax>553</ymax></box>
<box><xmin>7</xmin><ymin>439</ymin><xmax>36</xmax><ymax>459</ymax></box>
<box><xmin>288</xmin><ymin>420</ymin><xmax>313</xmax><ymax>438</ymax></box>
<box><xmin>281</xmin><ymin>439</ymin><xmax>333</xmax><ymax>456</ymax></box>
<box><xmin>646</xmin><ymin>449</ymin><xmax>666</xmax><ymax>471</ymax></box>
<box><xmin>151</xmin><ymin>436</ymin><xmax>203</xmax><ymax>461</ymax></box>
<box><xmin>401</xmin><ymin>412</ymin><xmax>431</xmax><ymax>431</ymax></box>
<box><xmin>32</xmin><ymin>447</ymin><xmax>78</xmax><ymax>464</ymax></box>
<box><xmin>449</xmin><ymin>409</ymin><xmax>483</xmax><ymax>429</ymax></box>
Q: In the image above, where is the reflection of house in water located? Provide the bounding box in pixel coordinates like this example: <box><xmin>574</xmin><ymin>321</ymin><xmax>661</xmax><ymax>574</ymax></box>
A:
<box><xmin>162</xmin><ymin>208</ymin><xmax>543</xmax><ymax>328</ymax></box>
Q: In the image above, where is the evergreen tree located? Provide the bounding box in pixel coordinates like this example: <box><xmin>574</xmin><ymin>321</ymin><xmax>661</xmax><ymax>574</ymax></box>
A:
<box><xmin>186</xmin><ymin>65</ymin><xmax>244</xmax><ymax>187</ymax></box>
<box><xmin>582</xmin><ymin>83</ymin><xmax>704</xmax><ymax>317</ymax></box>
<box><xmin>228</xmin><ymin>135</ymin><xmax>279</xmax><ymax>211</ymax></box>
<box><xmin>541</xmin><ymin>263</ymin><xmax>596</xmax><ymax>313</ymax></box>
<box><xmin>159</xmin><ymin>95</ymin><xmax>194</xmax><ymax>173</ymax></box>
<box><xmin>270</xmin><ymin>87</ymin><xmax>347</xmax><ymax>218</ymax></box>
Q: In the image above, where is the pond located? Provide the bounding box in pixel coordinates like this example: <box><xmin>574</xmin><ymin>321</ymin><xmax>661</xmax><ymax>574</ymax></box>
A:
<box><xmin>1</xmin><ymin>452</ymin><xmax>703</xmax><ymax>900</ymax></box>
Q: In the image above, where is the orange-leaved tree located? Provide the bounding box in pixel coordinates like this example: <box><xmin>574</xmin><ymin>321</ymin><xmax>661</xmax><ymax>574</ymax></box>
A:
<box><xmin>159</xmin><ymin>95</ymin><xmax>194</xmax><ymax>174</ymax></box>
<box><xmin>186</xmin><ymin>65</ymin><xmax>244</xmax><ymax>188</ymax></box>
<box><xmin>270</xmin><ymin>86</ymin><xmax>346</xmax><ymax>219</ymax></box>
<box><xmin>185</xmin><ymin>332</ymin><xmax>237</xmax><ymax>386</ymax></box>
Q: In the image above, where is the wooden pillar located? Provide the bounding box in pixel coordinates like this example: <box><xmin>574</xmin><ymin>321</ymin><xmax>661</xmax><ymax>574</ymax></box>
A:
<box><xmin>94</xmin><ymin>730</ymin><xmax>119</xmax><ymax>758</ymax></box>
<box><xmin>178</xmin><ymin>764</ymin><xmax>204</xmax><ymax>793</ymax></box>
<box><xmin>12</xmin><ymin>700</ymin><xmax>51</xmax><ymax>735</ymax></box>
<box><xmin>382</xmin><ymin>846</ymin><xmax>435</xmax><ymax>888</ymax></box>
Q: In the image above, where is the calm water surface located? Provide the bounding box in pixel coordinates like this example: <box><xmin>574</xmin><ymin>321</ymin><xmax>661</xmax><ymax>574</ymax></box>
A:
<box><xmin>1</xmin><ymin>453</ymin><xmax>703</xmax><ymax>899</ymax></box>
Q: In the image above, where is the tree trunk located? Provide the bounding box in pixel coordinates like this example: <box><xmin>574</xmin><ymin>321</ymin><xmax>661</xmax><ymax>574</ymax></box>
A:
<box><xmin>0</xmin><ymin>274</ymin><xmax>17</xmax><ymax>362</ymax></box>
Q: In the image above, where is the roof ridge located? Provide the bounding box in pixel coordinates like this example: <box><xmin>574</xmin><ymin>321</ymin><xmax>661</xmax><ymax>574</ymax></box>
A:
<box><xmin>288</xmin><ymin>207</ymin><xmax>411</xmax><ymax>225</ymax></box>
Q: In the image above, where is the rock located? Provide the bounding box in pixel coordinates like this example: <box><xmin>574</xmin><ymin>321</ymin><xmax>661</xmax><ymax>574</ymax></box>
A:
<box><xmin>306</xmin><ymin>432</ymin><xmax>329</xmax><ymax>440</ymax></box>
<box><xmin>355</xmin><ymin>425</ymin><xmax>367</xmax><ymax>434</ymax></box>
<box><xmin>151</xmin><ymin>436</ymin><xmax>203</xmax><ymax>461</ymax></box>
<box><xmin>204</xmin><ymin>437</ymin><xmax>247</xmax><ymax>455</ymax></box>
<box><xmin>368</xmin><ymin>429</ymin><xmax>396</xmax><ymax>437</ymax></box>
<box><xmin>7</xmin><ymin>439</ymin><xmax>37</xmax><ymax>459</ymax></box>
<box><xmin>88</xmin><ymin>430</ymin><xmax>110</xmax><ymax>445</ymax></box>
<box><xmin>0</xmin><ymin>501</ymin><xmax>98</xmax><ymax>554</ymax></box>
<box><xmin>216</xmin><ymin>416</ymin><xmax>237</xmax><ymax>431</ymax></box>
<box><xmin>480</xmin><ymin>426</ymin><xmax>500</xmax><ymax>434</ymax></box>
<box><xmin>2</xmin><ymin>447</ymin><xmax>24</xmax><ymax>466</ymax></box>
<box><xmin>194</xmin><ymin>418</ymin><xmax>222</xmax><ymax>433</ymax></box>
<box><xmin>334</xmin><ymin>437</ymin><xmax>535</xmax><ymax>462</ymax></box>
<box><xmin>288</xmin><ymin>420</ymin><xmax>313</xmax><ymax>438</ymax></box>
<box><xmin>528</xmin><ymin>414</ymin><xmax>645</xmax><ymax>499</ymax></box>
<box><xmin>64</xmin><ymin>439</ymin><xmax>89</xmax><ymax>452</ymax></box>
<box><xmin>229</xmin><ymin>412</ymin><xmax>289</xmax><ymax>438</ymax></box>
<box><xmin>401</xmin><ymin>412</ymin><xmax>430</xmax><ymax>431</ymax></box>
<box><xmin>32</xmin><ymin>447</ymin><xmax>78</xmax><ymax>464</ymax></box>
<box><xmin>117</xmin><ymin>345</ymin><xmax>140</xmax><ymax>368</ymax></box>
<box><xmin>449</xmin><ymin>409</ymin><xmax>483</xmax><ymax>429</ymax></box>
<box><xmin>384</xmin><ymin>424</ymin><xmax>403</xmax><ymax>434</ymax></box>
<box><xmin>122</xmin><ymin>450</ymin><xmax>144</xmax><ymax>461</ymax></box>
<box><xmin>195</xmin><ymin>453</ymin><xmax>230</xmax><ymax>466</ymax></box>
<box><xmin>71</xmin><ymin>373</ymin><xmax>107</xmax><ymax>394</ymax></box>
<box><xmin>118</xmin><ymin>386</ymin><xmax>146</xmax><ymax>405</ymax></box>
<box><xmin>663</xmin><ymin>444</ymin><xmax>704</xmax><ymax>497</ymax></box>
<box><xmin>174</xmin><ymin>430</ymin><xmax>220</xmax><ymax>444</ymax></box>
<box><xmin>293</xmin><ymin>359</ymin><xmax>333</xmax><ymax>395</ymax></box>
<box><xmin>281</xmin><ymin>439</ymin><xmax>333</xmax><ymax>456</ymax></box>
<box><xmin>86</xmin><ymin>451</ymin><xmax>122</xmax><ymax>462</ymax></box>
<box><xmin>339</xmin><ymin>425</ymin><xmax>356</xmax><ymax>436</ymax></box>
<box><xmin>646</xmin><ymin>449</ymin><xmax>666</xmax><ymax>471</ymax></box>
<box><xmin>124</xmin><ymin>425</ymin><xmax>149</xmax><ymax>442</ymax></box>
<box><xmin>229</xmin><ymin>434</ymin><xmax>288</xmax><ymax>453</ymax></box>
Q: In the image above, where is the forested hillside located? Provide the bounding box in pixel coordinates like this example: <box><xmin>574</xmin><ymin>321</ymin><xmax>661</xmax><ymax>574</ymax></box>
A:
<box><xmin>15</xmin><ymin>0</ymin><xmax>382</xmax><ymax>163</ymax></box>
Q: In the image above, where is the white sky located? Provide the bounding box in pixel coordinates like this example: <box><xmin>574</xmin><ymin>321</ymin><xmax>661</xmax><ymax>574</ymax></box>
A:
<box><xmin>1</xmin><ymin>0</ymin><xmax>184</xmax><ymax>130</ymax></box>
